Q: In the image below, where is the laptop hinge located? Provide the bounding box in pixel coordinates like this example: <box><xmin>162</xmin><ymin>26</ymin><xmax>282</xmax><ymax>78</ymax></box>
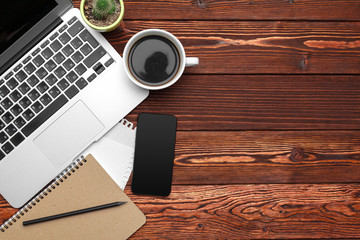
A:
<box><xmin>0</xmin><ymin>17</ymin><xmax>63</xmax><ymax>76</ymax></box>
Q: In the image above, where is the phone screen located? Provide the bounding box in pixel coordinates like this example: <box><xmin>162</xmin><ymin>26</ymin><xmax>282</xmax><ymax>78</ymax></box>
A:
<box><xmin>131</xmin><ymin>113</ymin><xmax>177</xmax><ymax>196</ymax></box>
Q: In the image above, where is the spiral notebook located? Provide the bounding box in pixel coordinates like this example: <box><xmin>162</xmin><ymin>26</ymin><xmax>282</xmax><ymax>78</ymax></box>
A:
<box><xmin>0</xmin><ymin>154</ymin><xmax>146</xmax><ymax>239</ymax></box>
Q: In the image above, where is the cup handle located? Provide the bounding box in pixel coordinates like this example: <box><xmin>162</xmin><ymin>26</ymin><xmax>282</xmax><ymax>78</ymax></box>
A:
<box><xmin>185</xmin><ymin>57</ymin><xmax>199</xmax><ymax>67</ymax></box>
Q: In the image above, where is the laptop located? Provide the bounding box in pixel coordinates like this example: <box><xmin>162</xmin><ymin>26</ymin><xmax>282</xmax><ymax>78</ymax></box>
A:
<box><xmin>0</xmin><ymin>0</ymin><xmax>149</xmax><ymax>208</ymax></box>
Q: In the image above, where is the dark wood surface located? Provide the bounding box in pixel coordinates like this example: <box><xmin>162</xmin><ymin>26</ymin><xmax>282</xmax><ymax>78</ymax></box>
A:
<box><xmin>1</xmin><ymin>0</ymin><xmax>360</xmax><ymax>238</ymax></box>
<box><xmin>106</xmin><ymin>21</ymin><xmax>360</xmax><ymax>74</ymax></box>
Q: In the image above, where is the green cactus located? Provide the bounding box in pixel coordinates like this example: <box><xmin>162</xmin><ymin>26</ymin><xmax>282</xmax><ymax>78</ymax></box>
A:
<box><xmin>93</xmin><ymin>0</ymin><xmax>116</xmax><ymax>20</ymax></box>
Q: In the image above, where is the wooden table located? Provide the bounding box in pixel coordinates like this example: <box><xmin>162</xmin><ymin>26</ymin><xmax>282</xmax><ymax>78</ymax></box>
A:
<box><xmin>2</xmin><ymin>0</ymin><xmax>360</xmax><ymax>238</ymax></box>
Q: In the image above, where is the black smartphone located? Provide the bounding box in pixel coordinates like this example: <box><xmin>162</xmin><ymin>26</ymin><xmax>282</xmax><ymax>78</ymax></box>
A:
<box><xmin>132</xmin><ymin>113</ymin><xmax>177</xmax><ymax>196</ymax></box>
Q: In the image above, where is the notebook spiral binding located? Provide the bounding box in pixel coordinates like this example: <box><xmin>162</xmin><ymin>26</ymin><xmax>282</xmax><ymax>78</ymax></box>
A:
<box><xmin>0</xmin><ymin>156</ymin><xmax>88</xmax><ymax>232</ymax></box>
<box><xmin>119</xmin><ymin>119</ymin><xmax>135</xmax><ymax>188</ymax></box>
<box><xmin>120</xmin><ymin>118</ymin><xmax>134</xmax><ymax>129</ymax></box>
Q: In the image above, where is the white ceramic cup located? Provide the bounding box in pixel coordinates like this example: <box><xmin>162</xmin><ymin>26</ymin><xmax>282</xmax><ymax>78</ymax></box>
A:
<box><xmin>123</xmin><ymin>29</ymin><xmax>199</xmax><ymax>90</ymax></box>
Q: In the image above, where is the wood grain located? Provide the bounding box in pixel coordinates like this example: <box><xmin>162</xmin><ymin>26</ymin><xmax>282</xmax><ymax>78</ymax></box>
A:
<box><xmin>169</xmin><ymin>131</ymin><xmax>360</xmax><ymax>184</ymax></box>
<box><xmin>124</xmin><ymin>130</ymin><xmax>360</xmax><ymax>185</ymax></box>
<box><xmin>0</xmin><ymin>197</ymin><xmax>17</xmax><ymax>228</ymax></box>
<box><xmin>3</xmin><ymin>184</ymin><xmax>360</xmax><ymax>239</ymax></box>
<box><xmin>99</xmin><ymin>20</ymin><xmax>360</xmax><ymax>74</ymax></box>
<box><xmin>124</xmin><ymin>184</ymin><xmax>360</xmax><ymax>239</ymax></box>
<box><xmin>126</xmin><ymin>75</ymin><xmax>360</xmax><ymax>130</ymax></box>
<box><xmin>73</xmin><ymin>0</ymin><xmax>360</xmax><ymax>21</ymax></box>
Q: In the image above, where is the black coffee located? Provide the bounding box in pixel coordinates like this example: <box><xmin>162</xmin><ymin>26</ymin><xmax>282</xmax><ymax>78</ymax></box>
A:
<box><xmin>128</xmin><ymin>35</ymin><xmax>180</xmax><ymax>86</ymax></box>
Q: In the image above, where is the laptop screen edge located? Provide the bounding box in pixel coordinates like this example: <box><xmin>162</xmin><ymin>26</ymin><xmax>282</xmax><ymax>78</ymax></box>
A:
<box><xmin>0</xmin><ymin>0</ymin><xmax>73</xmax><ymax>75</ymax></box>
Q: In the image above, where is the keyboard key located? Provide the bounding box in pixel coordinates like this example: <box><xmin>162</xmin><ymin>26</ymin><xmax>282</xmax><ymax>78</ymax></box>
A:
<box><xmin>68</xmin><ymin>16</ymin><xmax>77</xmax><ymax>25</ymax></box>
<box><xmin>2</xmin><ymin>142</ymin><xmax>14</xmax><ymax>154</ymax></box>
<box><xmin>87</xmin><ymin>73</ymin><xmax>97</xmax><ymax>82</ymax></box>
<box><xmin>71</xmin><ymin>51</ymin><xmax>84</xmax><ymax>63</ymax></box>
<box><xmin>62</xmin><ymin>44</ymin><xmax>74</xmax><ymax>57</ymax></box>
<box><xmin>7</xmin><ymin>78</ymin><xmax>19</xmax><ymax>90</ymax></box>
<box><xmin>75</xmin><ymin>63</ymin><xmax>86</xmax><ymax>76</ymax></box>
<box><xmin>14</xmin><ymin>64</ymin><xmax>22</xmax><ymax>72</ymax></box>
<box><xmin>22</xmin><ymin>56</ymin><xmax>32</xmax><ymax>65</ymax></box>
<box><xmin>36</xmin><ymin>82</ymin><xmax>49</xmax><ymax>93</ymax></box>
<box><xmin>31</xmin><ymin>48</ymin><xmax>41</xmax><ymax>56</ymax></box>
<box><xmin>15</xmin><ymin>70</ymin><xmax>27</xmax><ymax>82</ymax></box>
<box><xmin>50</xmin><ymin>40</ymin><xmax>62</xmax><ymax>52</ymax></box>
<box><xmin>66</xmin><ymin>71</ymin><xmax>78</xmax><ymax>83</ymax></box>
<box><xmin>35</xmin><ymin>67</ymin><xmax>48</xmax><ymax>79</ymax></box>
<box><xmin>50</xmin><ymin>32</ymin><xmax>59</xmax><ymax>41</ymax></box>
<box><xmin>5</xmin><ymin>124</ymin><xmax>16</xmax><ymax>136</ymax></box>
<box><xmin>2</xmin><ymin>112</ymin><xmax>14</xmax><ymax>124</ymax></box>
<box><xmin>40</xmin><ymin>94</ymin><xmax>52</xmax><ymax>106</ymax></box>
<box><xmin>0</xmin><ymin>120</ymin><xmax>4</xmax><ymax>130</ymax></box>
<box><xmin>80</xmin><ymin>43</ymin><xmax>92</xmax><ymax>56</ymax></box>
<box><xmin>63</xmin><ymin>59</ymin><xmax>75</xmax><ymax>71</ymax></box>
<box><xmin>48</xmin><ymin>86</ymin><xmax>61</xmax><ymax>98</ymax></box>
<box><xmin>59</xmin><ymin>32</ymin><xmax>71</xmax><ymax>44</ymax></box>
<box><xmin>10</xmin><ymin>132</ymin><xmax>25</xmax><ymax>146</ymax></box>
<box><xmin>27</xmin><ymin>75</ymin><xmax>39</xmax><ymax>87</ymax></box>
<box><xmin>41</xmin><ymin>47</ymin><xmax>54</xmax><ymax>60</ymax></box>
<box><xmin>0</xmin><ymin>85</ymin><xmax>10</xmax><ymax>97</ymax></box>
<box><xmin>93</xmin><ymin>63</ymin><xmax>105</xmax><ymax>74</ymax></box>
<box><xmin>41</xmin><ymin>40</ymin><xmax>50</xmax><ymax>48</ymax></box>
<box><xmin>59</xmin><ymin>24</ymin><xmax>68</xmax><ymax>33</ymax></box>
<box><xmin>31</xmin><ymin>101</ymin><xmax>43</xmax><ymax>113</ymax></box>
<box><xmin>57</xmin><ymin>79</ymin><xmax>70</xmax><ymax>90</ymax></box>
<box><xmin>54</xmin><ymin>66</ymin><xmax>66</xmax><ymax>79</ymax></box>
<box><xmin>9</xmin><ymin>90</ymin><xmax>21</xmax><ymax>102</ymax></box>
<box><xmin>28</xmin><ymin>89</ymin><xmax>40</xmax><ymax>101</ymax></box>
<box><xmin>0</xmin><ymin>150</ymin><xmax>4</xmax><ymax>160</ymax></box>
<box><xmin>0</xmin><ymin>107</ymin><xmax>3</xmax><ymax>116</ymax></box>
<box><xmin>14</xmin><ymin>117</ymin><xmax>26</xmax><ymax>129</ymax></box>
<box><xmin>33</xmin><ymin>55</ymin><xmax>45</xmax><ymax>67</ymax></box>
<box><xmin>1</xmin><ymin>97</ymin><xmax>13</xmax><ymax>110</ymax></box>
<box><xmin>84</xmin><ymin>47</ymin><xmax>106</xmax><ymax>68</ymax></box>
<box><xmin>68</xmin><ymin>21</ymin><xmax>84</xmax><ymax>37</ymax></box>
<box><xmin>75</xmin><ymin>77</ymin><xmax>88</xmax><ymax>90</ymax></box>
<box><xmin>44</xmin><ymin>59</ymin><xmax>57</xmax><ymax>72</ymax></box>
<box><xmin>45</xmin><ymin>74</ymin><xmax>58</xmax><ymax>86</ymax></box>
<box><xmin>79</xmin><ymin>30</ymin><xmax>99</xmax><ymax>48</ymax></box>
<box><xmin>22</xmin><ymin>95</ymin><xmax>68</xmax><ymax>137</ymax></box>
<box><xmin>24</xmin><ymin>62</ymin><xmax>36</xmax><ymax>75</ymax></box>
<box><xmin>0</xmin><ymin>132</ymin><xmax>8</xmax><ymax>144</ymax></box>
<box><xmin>54</xmin><ymin>52</ymin><xmax>66</xmax><ymax>64</ymax></box>
<box><xmin>22</xmin><ymin>109</ymin><xmax>35</xmax><ymax>121</ymax></box>
<box><xmin>105</xmin><ymin>58</ymin><xmax>114</xmax><ymax>67</ymax></box>
<box><xmin>65</xmin><ymin>85</ymin><xmax>79</xmax><ymax>99</ymax></box>
<box><xmin>19</xmin><ymin>97</ymin><xmax>31</xmax><ymax>109</ymax></box>
<box><xmin>10</xmin><ymin>104</ymin><xmax>22</xmax><ymax>116</ymax></box>
<box><xmin>70</xmin><ymin>37</ymin><xmax>83</xmax><ymax>49</ymax></box>
<box><xmin>18</xmin><ymin>82</ymin><xmax>31</xmax><ymax>94</ymax></box>
<box><xmin>0</xmin><ymin>79</ymin><xmax>4</xmax><ymax>86</ymax></box>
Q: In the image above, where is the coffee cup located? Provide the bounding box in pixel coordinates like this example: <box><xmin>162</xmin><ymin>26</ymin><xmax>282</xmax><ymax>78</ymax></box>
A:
<box><xmin>123</xmin><ymin>29</ymin><xmax>199</xmax><ymax>90</ymax></box>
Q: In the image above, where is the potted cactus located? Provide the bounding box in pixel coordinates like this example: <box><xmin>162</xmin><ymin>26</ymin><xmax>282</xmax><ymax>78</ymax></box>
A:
<box><xmin>80</xmin><ymin>0</ymin><xmax>124</xmax><ymax>32</ymax></box>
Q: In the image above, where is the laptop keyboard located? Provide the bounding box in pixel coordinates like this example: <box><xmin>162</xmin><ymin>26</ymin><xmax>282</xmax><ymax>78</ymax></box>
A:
<box><xmin>0</xmin><ymin>17</ymin><xmax>115</xmax><ymax>161</ymax></box>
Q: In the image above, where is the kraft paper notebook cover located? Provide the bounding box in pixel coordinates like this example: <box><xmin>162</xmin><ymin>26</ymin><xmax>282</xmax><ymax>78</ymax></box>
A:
<box><xmin>0</xmin><ymin>154</ymin><xmax>146</xmax><ymax>240</ymax></box>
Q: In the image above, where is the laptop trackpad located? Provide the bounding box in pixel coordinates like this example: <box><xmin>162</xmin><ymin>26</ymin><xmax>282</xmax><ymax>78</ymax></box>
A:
<box><xmin>34</xmin><ymin>101</ymin><xmax>104</xmax><ymax>168</ymax></box>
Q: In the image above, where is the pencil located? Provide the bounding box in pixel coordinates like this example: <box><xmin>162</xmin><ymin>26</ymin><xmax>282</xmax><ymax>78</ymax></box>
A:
<box><xmin>23</xmin><ymin>201</ymin><xmax>127</xmax><ymax>226</ymax></box>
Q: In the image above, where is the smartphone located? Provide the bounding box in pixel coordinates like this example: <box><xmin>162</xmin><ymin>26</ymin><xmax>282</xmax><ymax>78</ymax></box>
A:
<box><xmin>131</xmin><ymin>113</ymin><xmax>177</xmax><ymax>196</ymax></box>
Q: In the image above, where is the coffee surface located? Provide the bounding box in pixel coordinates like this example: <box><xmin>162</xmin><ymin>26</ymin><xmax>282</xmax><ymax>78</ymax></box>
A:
<box><xmin>128</xmin><ymin>36</ymin><xmax>180</xmax><ymax>85</ymax></box>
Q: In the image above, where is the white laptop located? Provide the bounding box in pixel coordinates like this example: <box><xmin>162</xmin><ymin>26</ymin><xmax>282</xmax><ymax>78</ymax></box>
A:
<box><xmin>0</xmin><ymin>0</ymin><xmax>149</xmax><ymax>207</ymax></box>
